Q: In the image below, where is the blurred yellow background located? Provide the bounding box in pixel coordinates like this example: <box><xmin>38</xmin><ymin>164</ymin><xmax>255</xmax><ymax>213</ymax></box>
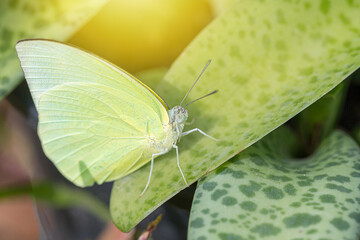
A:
<box><xmin>69</xmin><ymin>0</ymin><xmax>214</xmax><ymax>74</ymax></box>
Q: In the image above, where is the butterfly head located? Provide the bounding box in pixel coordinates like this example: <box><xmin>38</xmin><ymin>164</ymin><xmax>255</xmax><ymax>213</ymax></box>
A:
<box><xmin>169</xmin><ymin>106</ymin><xmax>188</xmax><ymax>125</ymax></box>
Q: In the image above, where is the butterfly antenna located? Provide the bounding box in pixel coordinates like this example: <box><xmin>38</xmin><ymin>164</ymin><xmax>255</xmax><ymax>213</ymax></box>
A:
<box><xmin>180</xmin><ymin>60</ymin><xmax>212</xmax><ymax>106</ymax></box>
<box><xmin>183</xmin><ymin>90</ymin><xmax>218</xmax><ymax>107</ymax></box>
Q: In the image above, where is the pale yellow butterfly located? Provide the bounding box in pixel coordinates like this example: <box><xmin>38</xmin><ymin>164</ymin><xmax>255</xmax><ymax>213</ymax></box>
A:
<box><xmin>16</xmin><ymin>39</ymin><xmax>217</xmax><ymax>194</ymax></box>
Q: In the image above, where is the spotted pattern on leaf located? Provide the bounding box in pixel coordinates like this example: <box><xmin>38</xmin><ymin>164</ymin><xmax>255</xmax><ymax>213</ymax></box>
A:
<box><xmin>189</xmin><ymin>128</ymin><xmax>360</xmax><ymax>239</ymax></box>
<box><xmin>110</xmin><ymin>0</ymin><xmax>360</xmax><ymax>231</ymax></box>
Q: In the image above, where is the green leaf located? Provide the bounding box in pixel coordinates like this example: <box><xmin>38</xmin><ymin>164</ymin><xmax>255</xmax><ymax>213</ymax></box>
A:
<box><xmin>188</xmin><ymin>128</ymin><xmax>360</xmax><ymax>239</ymax></box>
<box><xmin>353</xmin><ymin>125</ymin><xmax>360</xmax><ymax>145</ymax></box>
<box><xmin>110</xmin><ymin>0</ymin><xmax>360</xmax><ymax>231</ymax></box>
<box><xmin>0</xmin><ymin>182</ymin><xmax>109</xmax><ymax>222</ymax></box>
<box><xmin>209</xmin><ymin>0</ymin><xmax>237</xmax><ymax>16</ymax></box>
<box><xmin>295</xmin><ymin>79</ymin><xmax>349</xmax><ymax>154</ymax></box>
<box><xmin>0</xmin><ymin>0</ymin><xmax>108</xmax><ymax>99</ymax></box>
<box><xmin>135</xmin><ymin>67</ymin><xmax>168</xmax><ymax>90</ymax></box>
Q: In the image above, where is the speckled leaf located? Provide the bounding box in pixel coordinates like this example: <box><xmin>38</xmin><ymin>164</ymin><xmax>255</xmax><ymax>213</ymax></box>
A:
<box><xmin>0</xmin><ymin>0</ymin><xmax>108</xmax><ymax>99</ymax></box>
<box><xmin>188</xmin><ymin>128</ymin><xmax>360</xmax><ymax>239</ymax></box>
<box><xmin>110</xmin><ymin>0</ymin><xmax>360</xmax><ymax>231</ymax></box>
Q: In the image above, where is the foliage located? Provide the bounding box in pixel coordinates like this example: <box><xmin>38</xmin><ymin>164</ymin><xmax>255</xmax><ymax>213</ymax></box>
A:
<box><xmin>0</xmin><ymin>0</ymin><xmax>108</xmax><ymax>99</ymax></box>
<box><xmin>189</xmin><ymin>127</ymin><xmax>360</xmax><ymax>239</ymax></box>
<box><xmin>110</xmin><ymin>0</ymin><xmax>360</xmax><ymax>232</ymax></box>
<box><xmin>1</xmin><ymin>0</ymin><xmax>360</xmax><ymax>238</ymax></box>
<box><xmin>0</xmin><ymin>181</ymin><xmax>109</xmax><ymax>222</ymax></box>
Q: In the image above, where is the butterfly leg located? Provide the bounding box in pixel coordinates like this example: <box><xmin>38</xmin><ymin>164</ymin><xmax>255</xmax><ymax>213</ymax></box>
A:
<box><xmin>185</xmin><ymin>117</ymin><xmax>196</xmax><ymax>125</ymax></box>
<box><xmin>140</xmin><ymin>151</ymin><xmax>167</xmax><ymax>196</ymax></box>
<box><xmin>173</xmin><ymin>144</ymin><xmax>188</xmax><ymax>186</ymax></box>
<box><xmin>182</xmin><ymin>128</ymin><xmax>219</xmax><ymax>141</ymax></box>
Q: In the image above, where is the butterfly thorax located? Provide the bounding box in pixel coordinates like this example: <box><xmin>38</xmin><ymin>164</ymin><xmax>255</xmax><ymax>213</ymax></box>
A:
<box><xmin>146</xmin><ymin>106</ymin><xmax>188</xmax><ymax>154</ymax></box>
<box><xmin>168</xmin><ymin>105</ymin><xmax>188</xmax><ymax>136</ymax></box>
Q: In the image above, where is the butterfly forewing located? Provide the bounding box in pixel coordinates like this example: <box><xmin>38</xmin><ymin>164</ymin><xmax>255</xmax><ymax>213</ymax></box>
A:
<box><xmin>16</xmin><ymin>39</ymin><xmax>169</xmax><ymax>115</ymax></box>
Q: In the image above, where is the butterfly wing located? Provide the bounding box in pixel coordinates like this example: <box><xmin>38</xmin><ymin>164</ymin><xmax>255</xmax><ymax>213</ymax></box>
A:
<box><xmin>16</xmin><ymin>40</ymin><xmax>170</xmax><ymax>186</ymax></box>
<box><xmin>16</xmin><ymin>39</ymin><xmax>169</xmax><ymax>110</ymax></box>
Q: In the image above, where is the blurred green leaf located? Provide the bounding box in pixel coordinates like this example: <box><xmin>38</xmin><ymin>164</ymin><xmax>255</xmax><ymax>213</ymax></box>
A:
<box><xmin>189</xmin><ymin>128</ymin><xmax>360</xmax><ymax>239</ymax></box>
<box><xmin>135</xmin><ymin>67</ymin><xmax>168</xmax><ymax>89</ymax></box>
<box><xmin>0</xmin><ymin>182</ymin><xmax>109</xmax><ymax>222</ymax></box>
<box><xmin>350</xmin><ymin>69</ymin><xmax>360</xmax><ymax>85</ymax></box>
<box><xmin>209</xmin><ymin>0</ymin><xmax>237</xmax><ymax>16</ymax></box>
<box><xmin>111</xmin><ymin>0</ymin><xmax>360</xmax><ymax>231</ymax></box>
<box><xmin>353</xmin><ymin>125</ymin><xmax>360</xmax><ymax>145</ymax></box>
<box><xmin>295</xmin><ymin>79</ymin><xmax>349</xmax><ymax>155</ymax></box>
<box><xmin>0</xmin><ymin>0</ymin><xmax>108</xmax><ymax>99</ymax></box>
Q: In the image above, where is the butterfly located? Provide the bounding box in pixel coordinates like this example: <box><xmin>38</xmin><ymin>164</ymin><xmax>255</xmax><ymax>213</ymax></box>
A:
<box><xmin>16</xmin><ymin>39</ymin><xmax>217</xmax><ymax>194</ymax></box>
